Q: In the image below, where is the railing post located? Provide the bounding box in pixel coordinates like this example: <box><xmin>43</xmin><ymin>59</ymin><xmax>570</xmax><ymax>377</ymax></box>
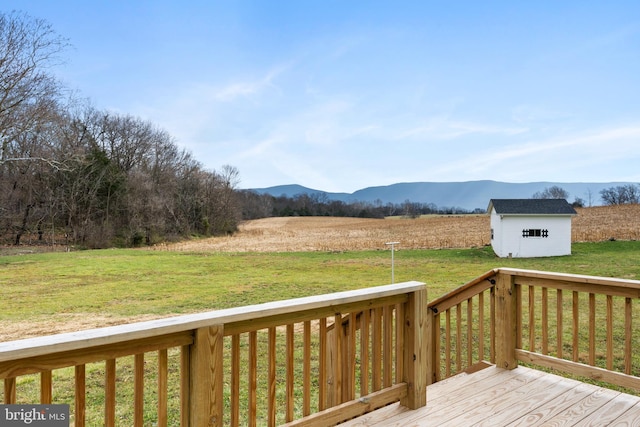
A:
<box><xmin>189</xmin><ymin>325</ymin><xmax>224</xmax><ymax>426</ymax></box>
<box><xmin>400</xmin><ymin>287</ymin><xmax>428</xmax><ymax>409</ymax></box>
<box><xmin>495</xmin><ymin>272</ymin><xmax>517</xmax><ymax>370</ymax></box>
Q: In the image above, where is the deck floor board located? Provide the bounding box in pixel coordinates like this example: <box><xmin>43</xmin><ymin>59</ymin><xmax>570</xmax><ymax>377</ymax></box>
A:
<box><xmin>340</xmin><ymin>366</ymin><xmax>640</xmax><ymax>426</ymax></box>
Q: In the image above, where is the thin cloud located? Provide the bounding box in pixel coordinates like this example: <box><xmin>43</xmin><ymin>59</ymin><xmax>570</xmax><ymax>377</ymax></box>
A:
<box><xmin>215</xmin><ymin>63</ymin><xmax>292</xmax><ymax>101</ymax></box>
<box><xmin>433</xmin><ymin>125</ymin><xmax>640</xmax><ymax>182</ymax></box>
<box><xmin>396</xmin><ymin>116</ymin><xmax>529</xmax><ymax>140</ymax></box>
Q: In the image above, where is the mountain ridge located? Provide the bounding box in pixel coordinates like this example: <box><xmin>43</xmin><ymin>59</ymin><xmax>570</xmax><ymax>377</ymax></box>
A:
<box><xmin>249</xmin><ymin>180</ymin><xmax>633</xmax><ymax>211</ymax></box>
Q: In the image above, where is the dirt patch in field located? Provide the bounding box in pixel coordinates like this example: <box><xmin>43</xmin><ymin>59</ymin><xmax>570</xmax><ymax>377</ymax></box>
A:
<box><xmin>0</xmin><ymin>313</ymin><xmax>166</xmax><ymax>342</ymax></box>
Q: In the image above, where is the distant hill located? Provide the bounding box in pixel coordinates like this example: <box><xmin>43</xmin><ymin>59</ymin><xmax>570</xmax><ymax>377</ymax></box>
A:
<box><xmin>249</xmin><ymin>180</ymin><xmax>633</xmax><ymax>211</ymax></box>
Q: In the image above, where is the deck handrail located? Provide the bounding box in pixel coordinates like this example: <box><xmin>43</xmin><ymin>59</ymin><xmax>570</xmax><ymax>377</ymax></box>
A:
<box><xmin>0</xmin><ymin>281</ymin><xmax>427</xmax><ymax>426</ymax></box>
<box><xmin>3</xmin><ymin>268</ymin><xmax>640</xmax><ymax>425</ymax></box>
<box><xmin>427</xmin><ymin>267</ymin><xmax>640</xmax><ymax>393</ymax></box>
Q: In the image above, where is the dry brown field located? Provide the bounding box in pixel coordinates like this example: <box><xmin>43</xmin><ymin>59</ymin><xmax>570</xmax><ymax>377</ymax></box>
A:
<box><xmin>157</xmin><ymin>204</ymin><xmax>640</xmax><ymax>253</ymax></box>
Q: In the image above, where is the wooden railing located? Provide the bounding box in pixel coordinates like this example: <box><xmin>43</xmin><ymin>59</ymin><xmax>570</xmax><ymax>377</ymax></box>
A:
<box><xmin>2</xmin><ymin>268</ymin><xmax>638</xmax><ymax>426</ymax></box>
<box><xmin>427</xmin><ymin>268</ymin><xmax>640</xmax><ymax>393</ymax></box>
<box><xmin>427</xmin><ymin>269</ymin><xmax>498</xmax><ymax>382</ymax></box>
<box><xmin>0</xmin><ymin>281</ymin><xmax>427</xmax><ymax>426</ymax></box>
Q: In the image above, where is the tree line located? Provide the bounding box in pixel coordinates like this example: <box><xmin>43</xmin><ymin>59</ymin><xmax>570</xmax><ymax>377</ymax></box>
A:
<box><xmin>237</xmin><ymin>191</ymin><xmax>478</xmax><ymax>220</ymax></box>
<box><xmin>532</xmin><ymin>184</ymin><xmax>640</xmax><ymax>207</ymax></box>
<box><xmin>1</xmin><ymin>11</ymin><xmax>240</xmax><ymax>248</ymax></box>
<box><xmin>599</xmin><ymin>184</ymin><xmax>640</xmax><ymax>206</ymax></box>
<box><xmin>241</xmin><ymin>183</ymin><xmax>640</xmax><ymax>221</ymax></box>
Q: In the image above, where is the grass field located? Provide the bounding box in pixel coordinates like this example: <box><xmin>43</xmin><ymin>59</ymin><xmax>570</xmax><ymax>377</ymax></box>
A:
<box><xmin>1</xmin><ymin>206</ymin><xmax>639</xmax><ymax>425</ymax></box>
<box><xmin>1</xmin><ymin>204</ymin><xmax>639</xmax><ymax>340</ymax></box>
<box><xmin>1</xmin><ymin>240</ymin><xmax>639</xmax><ymax>342</ymax></box>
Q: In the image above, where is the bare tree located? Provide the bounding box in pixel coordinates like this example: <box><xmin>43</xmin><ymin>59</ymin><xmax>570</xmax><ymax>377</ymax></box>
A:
<box><xmin>0</xmin><ymin>12</ymin><xmax>70</xmax><ymax>245</ymax></box>
<box><xmin>0</xmin><ymin>11</ymin><xmax>248</xmax><ymax>247</ymax></box>
<box><xmin>585</xmin><ymin>188</ymin><xmax>594</xmax><ymax>207</ymax></box>
<box><xmin>600</xmin><ymin>184</ymin><xmax>640</xmax><ymax>205</ymax></box>
<box><xmin>532</xmin><ymin>185</ymin><xmax>569</xmax><ymax>200</ymax></box>
<box><xmin>0</xmin><ymin>11</ymin><xmax>68</xmax><ymax>164</ymax></box>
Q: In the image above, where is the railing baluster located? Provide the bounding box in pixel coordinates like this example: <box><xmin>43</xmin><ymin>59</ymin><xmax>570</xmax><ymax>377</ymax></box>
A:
<box><xmin>490</xmin><ymin>287</ymin><xmax>495</xmax><ymax>363</ymax></box>
<box><xmin>348</xmin><ymin>312</ymin><xmax>357</xmax><ymax>400</ymax></box>
<box><xmin>433</xmin><ymin>312</ymin><xmax>441</xmax><ymax>382</ymax></box>
<box><xmin>360</xmin><ymin>309</ymin><xmax>370</xmax><ymax>396</ymax></box>
<box><xmin>478</xmin><ymin>291</ymin><xmax>485</xmax><ymax>361</ymax></box>
<box><xmin>606</xmin><ymin>295</ymin><xmax>614</xmax><ymax>371</ymax></box>
<box><xmin>303</xmin><ymin>320</ymin><xmax>311</xmax><ymax>417</ymax></box>
<box><xmin>268</xmin><ymin>326</ymin><xmax>276</xmax><ymax>427</ymax></box>
<box><xmin>332</xmin><ymin>314</ymin><xmax>343</xmax><ymax>404</ymax></box>
<box><xmin>372</xmin><ymin>308</ymin><xmax>382</xmax><ymax>392</ymax></box>
<box><xmin>383</xmin><ymin>305</ymin><xmax>393</xmax><ymax>388</ymax></box>
<box><xmin>319</xmin><ymin>317</ymin><xmax>327</xmax><ymax>411</ymax></box>
<box><xmin>248</xmin><ymin>331</ymin><xmax>257</xmax><ymax>426</ymax></box>
<box><xmin>105</xmin><ymin>358</ymin><xmax>116</xmax><ymax>427</ymax></box>
<box><xmin>445</xmin><ymin>309</ymin><xmax>451</xmax><ymax>378</ymax></box>
<box><xmin>180</xmin><ymin>345</ymin><xmax>190</xmax><ymax>427</ymax></box>
<box><xmin>542</xmin><ymin>287</ymin><xmax>548</xmax><ymax>355</ymax></box>
<box><xmin>134</xmin><ymin>353</ymin><xmax>144</xmax><ymax>427</ymax></box>
<box><xmin>75</xmin><ymin>364</ymin><xmax>86</xmax><ymax>427</ymax></box>
<box><xmin>396</xmin><ymin>303</ymin><xmax>404</xmax><ymax>384</ymax></box>
<box><xmin>529</xmin><ymin>286</ymin><xmax>535</xmax><ymax>352</ymax></box>
<box><xmin>557</xmin><ymin>289</ymin><xmax>563</xmax><ymax>359</ymax></box>
<box><xmin>4</xmin><ymin>377</ymin><xmax>16</xmax><ymax>403</ymax></box>
<box><xmin>40</xmin><ymin>370</ymin><xmax>52</xmax><ymax>403</ymax></box>
<box><xmin>515</xmin><ymin>284</ymin><xmax>522</xmax><ymax>350</ymax></box>
<box><xmin>572</xmin><ymin>291</ymin><xmax>579</xmax><ymax>362</ymax></box>
<box><xmin>467</xmin><ymin>298</ymin><xmax>473</xmax><ymax>366</ymax></box>
<box><xmin>625</xmin><ymin>298</ymin><xmax>632</xmax><ymax>375</ymax></box>
<box><xmin>157</xmin><ymin>349</ymin><xmax>168</xmax><ymax>427</ymax></box>
<box><xmin>456</xmin><ymin>303</ymin><xmax>462</xmax><ymax>372</ymax></box>
<box><xmin>589</xmin><ymin>293</ymin><xmax>596</xmax><ymax>366</ymax></box>
<box><xmin>286</xmin><ymin>324</ymin><xmax>295</xmax><ymax>422</ymax></box>
<box><xmin>231</xmin><ymin>334</ymin><xmax>240</xmax><ymax>426</ymax></box>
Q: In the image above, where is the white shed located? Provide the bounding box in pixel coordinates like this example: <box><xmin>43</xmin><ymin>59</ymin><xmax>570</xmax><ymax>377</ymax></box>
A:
<box><xmin>488</xmin><ymin>199</ymin><xmax>577</xmax><ymax>258</ymax></box>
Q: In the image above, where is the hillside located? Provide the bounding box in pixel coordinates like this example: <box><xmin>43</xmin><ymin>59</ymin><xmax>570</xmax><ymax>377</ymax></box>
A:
<box><xmin>159</xmin><ymin>204</ymin><xmax>640</xmax><ymax>253</ymax></box>
<box><xmin>249</xmin><ymin>180</ymin><xmax>635</xmax><ymax>211</ymax></box>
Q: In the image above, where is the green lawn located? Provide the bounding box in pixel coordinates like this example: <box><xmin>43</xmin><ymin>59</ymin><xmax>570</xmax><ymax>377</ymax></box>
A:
<box><xmin>1</xmin><ymin>241</ymin><xmax>639</xmax><ymax>323</ymax></box>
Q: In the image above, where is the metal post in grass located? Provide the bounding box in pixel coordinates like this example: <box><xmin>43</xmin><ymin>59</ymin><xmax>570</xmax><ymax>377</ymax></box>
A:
<box><xmin>385</xmin><ymin>241</ymin><xmax>400</xmax><ymax>284</ymax></box>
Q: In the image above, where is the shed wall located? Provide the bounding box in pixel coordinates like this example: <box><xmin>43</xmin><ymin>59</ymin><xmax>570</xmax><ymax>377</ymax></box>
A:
<box><xmin>490</xmin><ymin>211</ymin><xmax>572</xmax><ymax>258</ymax></box>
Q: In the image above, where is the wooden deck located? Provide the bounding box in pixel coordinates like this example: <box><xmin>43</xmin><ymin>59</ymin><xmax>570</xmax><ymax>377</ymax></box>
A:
<box><xmin>341</xmin><ymin>365</ymin><xmax>640</xmax><ymax>426</ymax></box>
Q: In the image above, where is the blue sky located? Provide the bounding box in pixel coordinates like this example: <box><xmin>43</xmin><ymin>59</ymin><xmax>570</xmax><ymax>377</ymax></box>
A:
<box><xmin>6</xmin><ymin>1</ymin><xmax>640</xmax><ymax>192</ymax></box>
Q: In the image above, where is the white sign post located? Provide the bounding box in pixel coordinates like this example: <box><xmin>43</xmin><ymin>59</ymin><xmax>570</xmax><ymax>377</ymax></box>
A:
<box><xmin>385</xmin><ymin>241</ymin><xmax>400</xmax><ymax>284</ymax></box>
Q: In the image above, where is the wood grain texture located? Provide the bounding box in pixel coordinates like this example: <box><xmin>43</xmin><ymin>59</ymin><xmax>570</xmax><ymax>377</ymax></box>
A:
<box><xmin>340</xmin><ymin>365</ymin><xmax>640</xmax><ymax>427</ymax></box>
<box><xmin>189</xmin><ymin>325</ymin><xmax>223</xmax><ymax>427</ymax></box>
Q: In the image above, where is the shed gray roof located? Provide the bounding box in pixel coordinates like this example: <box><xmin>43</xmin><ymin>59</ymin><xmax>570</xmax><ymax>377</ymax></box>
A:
<box><xmin>488</xmin><ymin>199</ymin><xmax>577</xmax><ymax>215</ymax></box>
